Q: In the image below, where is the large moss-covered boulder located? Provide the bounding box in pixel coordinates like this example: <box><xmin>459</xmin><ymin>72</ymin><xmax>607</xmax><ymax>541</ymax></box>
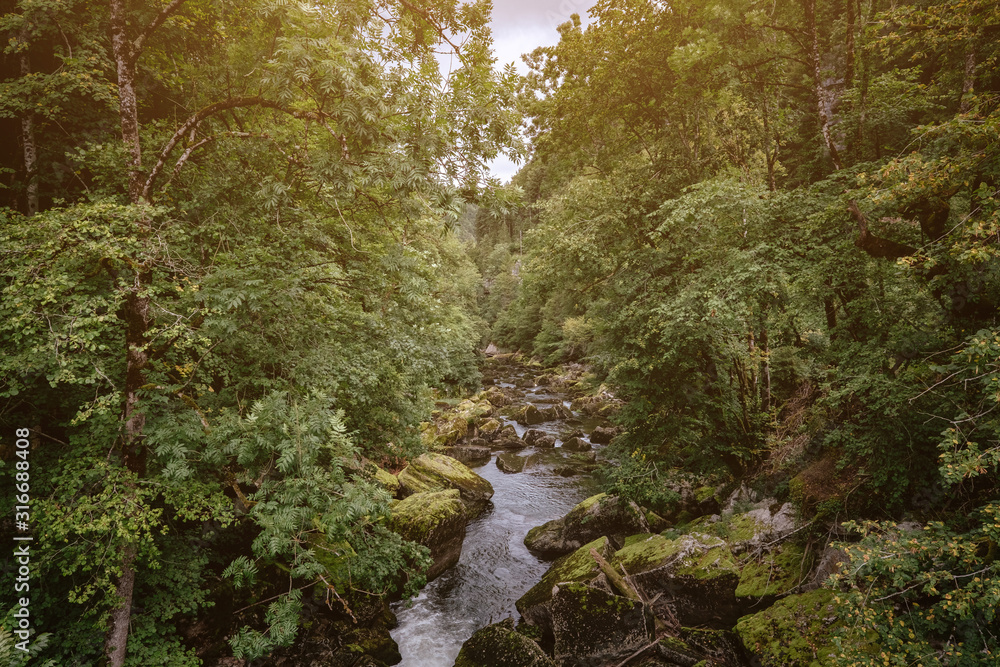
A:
<box><xmin>419</xmin><ymin>412</ymin><xmax>468</xmax><ymax>449</ymax></box>
<box><xmin>524</xmin><ymin>493</ymin><xmax>649</xmax><ymax>555</ymax></box>
<box><xmin>735</xmin><ymin>589</ymin><xmax>841</xmax><ymax>666</ymax></box>
<box><xmin>388</xmin><ymin>489</ymin><xmax>466</xmax><ymax>581</ymax></box>
<box><xmin>397</xmin><ymin>453</ymin><xmax>494</xmax><ymax>516</ymax></box>
<box><xmin>515</xmin><ymin>536</ymin><xmax>613</xmax><ymax>630</ymax></box>
<box><xmin>611</xmin><ymin>533</ymin><xmax>745</xmax><ymax>628</ymax></box>
<box><xmin>549</xmin><ymin>582</ymin><xmax>654</xmax><ymax>666</ymax></box>
<box><xmin>735</xmin><ymin>543</ymin><xmax>812</xmax><ymax>600</ymax></box>
<box><xmin>454</xmin><ymin>618</ymin><xmax>555</xmax><ymax>667</ymax></box>
<box><xmin>655</xmin><ymin>628</ymin><xmax>747</xmax><ymax>667</ymax></box>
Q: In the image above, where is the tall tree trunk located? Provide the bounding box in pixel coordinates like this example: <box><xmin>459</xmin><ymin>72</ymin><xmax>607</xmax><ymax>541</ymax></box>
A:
<box><xmin>844</xmin><ymin>0</ymin><xmax>856</xmax><ymax>90</ymax></box>
<box><xmin>805</xmin><ymin>0</ymin><xmax>842</xmax><ymax>171</ymax></box>
<box><xmin>18</xmin><ymin>25</ymin><xmax>38</xmax><ymax>215</ymax></box>
<box><xmin>106</xmin><ymin>0</ymin><xmax>150</xmax><ymax>663</ymax></box>
<box><xmin>959</xmin><ymin>34</ymin><xmax>978</xmax><ymax>114</ymax></box>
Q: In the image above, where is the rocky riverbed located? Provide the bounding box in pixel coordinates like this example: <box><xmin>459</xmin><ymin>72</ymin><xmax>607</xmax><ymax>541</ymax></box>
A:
<box><xmin>293</xmin><ymin>353</ymin><xmax>851</xmax><ymax>667</ymax></box>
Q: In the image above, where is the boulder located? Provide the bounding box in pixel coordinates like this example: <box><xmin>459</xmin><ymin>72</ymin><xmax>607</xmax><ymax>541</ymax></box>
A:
<box><xmin>419</xmin><ymin>412</ymin><xmax>468</xmax><ymax>448</ymax></box>
<box><xmin>516</xmin><ymin>404</ymin><xmax>545</xmax><ymax>426</ymax></box>
<box><xmin>397</xmin><ymin>453</ymin><xmax>494</xmax><ymax>516</ymax></box>
<box><xmin>496</xmin><ymin>452</ymin><xmax>528</xmax><ymax>473</ymax></box>
<box><xmin>389</xmin><ymin>489</ymin><xmax>466</xmax><ymax>580</ymax></box>
<box><xmin>524</xmin><ymin>493</ymin><xmax>650</xmax><ymax>555</ymax></box>
<box><xmin>714</xmin><ymin>501</ymin><xmax>802</xmax><ymax>552</ymax></box>
<box><xmin>358</xmin><ymin>459</ymin><xmax>400</xmax><ymax>496</ymax></box>
<box><xmin>735</xmin><ymin>589</ymin><xmax>841</xmax><ymax>667</ymax></box>
<box><xmin>477</xmin><ymin>418</ymin><xmax>503</xmax><ymax>439</ymax></box>
<box><xmin>611</xmin><ymin>533</ymin><xmax>745</xmax><ymax>628</ymax></box>
<box><xmin>588</xmin><ymin>426</ymin><xmax>616</xmax><ymax>445</ymax></box>
<box><xmin>540</xmin><ymin>404</ymin><xmax>573</xmax><ymax>421</ymax></box>
<box><xmin>735</xmin><ymin>543</ymin><xmax>812</xmax><ymax>600</ymax></box>
<box><xmin>535</xmin><ymin>435</ymin><xmax>556</xmax><ymax>448</ymax></box>
<box><xmin>481</xmin><ymin>386</ymin><xmax>511</xmax><ymax>408</ymax></box>
<box><xmin>549</xmin><ymin>582</ymin><xmax>654</xmax><ymax>667</ymax></box>
<box><xmin>516</xmin><ymin>536</ymin><xmax>614</xmax><ymax>630</ymax></box>
<box><xmin>522</xmin><ymin>429</ymin><xmax>546</xmax><ymax>446</ymax></box>
<box><xmin>440</xmin><ymin>445</ymin><xmax>491</xmax><ymax>466</ymax></box>
<box><xmin>454</xmin><ymin>618</ymin><xmax>555</xmax><ymax>667</ymax></box>
<box><xmin>656</xmin><ymin>628</ymin><xmax>748</xmax><ymax>667</ymax></box>
<box><xmin>561</xmin><ymin>436</ymin><xmax>591</xmax><ymax>452</ymax></box>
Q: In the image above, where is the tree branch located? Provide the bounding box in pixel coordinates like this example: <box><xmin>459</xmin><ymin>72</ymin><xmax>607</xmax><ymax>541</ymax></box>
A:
<box><xmin>849</xmin><ymin>200</ymin><xmax>918</xmax><ymax>259</ymax></box>
<box><xmin>133</xmin><ymin>0</ymin><xmax>189</xmax><ymax>60</ymax></box>
<box><xmin>143</xmin><ymin>97</ymin><xmax>349</xmax><ymax>198</ymax></box>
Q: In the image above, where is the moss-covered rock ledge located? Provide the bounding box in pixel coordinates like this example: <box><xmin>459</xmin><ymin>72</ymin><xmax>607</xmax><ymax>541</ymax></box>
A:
<box><xmin>397</xmin><ymin>452</ymin><xmax>494</xmax><ymax>517</ymax></box>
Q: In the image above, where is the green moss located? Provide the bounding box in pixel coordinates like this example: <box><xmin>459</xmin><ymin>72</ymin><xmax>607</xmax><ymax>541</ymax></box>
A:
<box><xmin>621</xmin><ymin>533</ymin><xmax>655</xmax><ymax>548</ymax></box>
<box><xmin>694</xmin><ymin>486</ymin><xmax>716</xmax><ymax>503</ymax></box>
<box><xmin>398</xmin><ymin>453</ymin><xmax>494</xmax><ymax>508</ymax></box>
<box><xmin>516</xmin><ymin>536</ymin><xmax>610</xmax><ymax>614</ymax></box>
<box><xmin>676</xmin><ymin>545</ymin><xmax>738</xmax><ymax>580</ymax></box>
<box><xmin>736</xmin><ymin>545</ymin><xmax>812</xmax><ymax>599</ymax></box>
<box><xmin>611</xmin><ymin>534</ymin><xmax>684</xmax><ymax>574</ymax></box>
<box><xmin>575</xmin><ymin>492</ymin><xmax>607</xmax><ymax>512</ymax></box>
<box><xmin>735</xmin><ymin>589</ymin><xmax>841</xmax><ymax>666</ymax></box>
<box><xmin>372</xmin><ymin>465</ymin><xmax>400</xmax><ymax>495</ymax></box>
<box><xmin>612</xmin><ymin>533</ymin><xmax>738</xmax><ymax>582</ymax></box>
<box><xmin>389</xmin><ymin>489</ymin><xmax>464</xmax><ymax>543</ymax></box>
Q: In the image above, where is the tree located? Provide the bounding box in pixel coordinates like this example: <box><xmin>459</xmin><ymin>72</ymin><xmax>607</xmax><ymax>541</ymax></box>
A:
<box><xmin>1</xmin><ymin>0</ymin><xmax>520</xmax><ymax>664</ymax></box>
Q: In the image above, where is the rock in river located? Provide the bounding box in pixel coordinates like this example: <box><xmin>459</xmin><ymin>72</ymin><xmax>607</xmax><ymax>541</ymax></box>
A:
<box><xmin>454</xmin><ymin>618</ymin><xmax>555</xmax><ymax>667</ymax></box>
<box><xmin>561</xmin><ymin>436</ymin><xmax>591</xmax><ymax>452</ymax></box>
<box><xmin>524</xmin><ymin>493</ymin><xmax>650</xmax><ymax>555</ymax></box>
<box><xmin>389</xmin><ymin>489</ymin><xmax>466</xmax><ymax>581</ymax></box>
<box><xmin>397</xmin><ymin>452</ymin><xmax>494</xmax><ymax>517</ymax></box>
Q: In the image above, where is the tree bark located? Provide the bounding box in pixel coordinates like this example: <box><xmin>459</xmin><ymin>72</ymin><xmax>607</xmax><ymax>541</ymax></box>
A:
<box><xmin>805</xmin><ymin>0</ymin><xmax>842</xmax><ymax>171</ymax></box>
<box><xmin>18</xmin><ymin>25</ymin><xmax>38</xmax><ymax>215</ymax></box>
<box><xmin>106</xmin><ymin>0</ymin><xmax>150</xmax><ymax>663</ymax></box>
<box><xmin>959</xmin><ymin>35</ymin><xmax>977</xmax><ymax>114</ymax></box>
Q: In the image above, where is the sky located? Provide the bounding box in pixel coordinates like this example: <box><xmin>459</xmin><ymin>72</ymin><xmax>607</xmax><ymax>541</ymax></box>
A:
<box><xmin>485</xmin><ymin>0</ymin><xmax>599</xmax><ymax>181</ymax></box>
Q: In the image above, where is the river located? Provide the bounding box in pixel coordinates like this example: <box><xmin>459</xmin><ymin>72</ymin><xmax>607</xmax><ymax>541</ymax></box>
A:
<box><xmin>390</xmin><ymin>373</ymin><xmax>602</xmax><ymax>666</ymax></box>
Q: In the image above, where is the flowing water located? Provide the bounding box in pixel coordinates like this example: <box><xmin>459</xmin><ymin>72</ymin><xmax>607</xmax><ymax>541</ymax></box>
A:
<box><xmin>390</xmin><ymin>376</ymin><xmax>602</xmax><ymax>666</ymax></box>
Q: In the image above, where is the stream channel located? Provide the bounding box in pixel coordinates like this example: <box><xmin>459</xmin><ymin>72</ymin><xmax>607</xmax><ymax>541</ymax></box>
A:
<box><xmin>390</xmin><ymin>368</ymin><xmax>604</xmax><ymax>666</ymax></box>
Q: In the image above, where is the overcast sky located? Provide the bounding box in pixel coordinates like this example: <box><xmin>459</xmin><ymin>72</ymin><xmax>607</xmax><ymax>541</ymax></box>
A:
<box><xmin>485</xmin><ymin>0</ymin><xmax>599</xmax><ymax>181</ymax></box>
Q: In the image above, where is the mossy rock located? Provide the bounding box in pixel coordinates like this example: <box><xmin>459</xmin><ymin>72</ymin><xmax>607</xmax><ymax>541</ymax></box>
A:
<box><xmin>735</xmin><ymin>544</ymin><xmax>812</xmax><ymax>599</ymax></box>
<box><xmin>481</xmin><ymin>386</ymin><xmax>512</xmax><ymax>407</ymax></box>
<box><xmin>550</xmin><ymin>582</ymin><xmax>654</xmax><ymax>666</ymax></box>
<box><xmin>454</xmin><ymin>618</ymin><xmax>555</xmax><ymax>667</ymax></box>
<box><xmin>516</xmin><ymin>536</ymin><xmax>613</xmax><ymax>629</ymax></box>
<box><xmin>477</xmin><ymin>418</ymin><xmax>502</xmax><ymax>438</ymax></box>
<box><xmin>611</xmin><ymin>533</ymin><xmax>745</xmax><ymax>628</ymax></box>
<box><xmin>497</xmin><ymin>452</ymin><xmax>528</xmax><ymax>473</ymax></box>
<box><xmin>372</xmin><ymin>465</ymin><xmax>400</xmax><ymax>496</ymax></box>
<box><xmin>397</xmin><ymin>452</ymin><xmax>494</xmax><ymax>516</ymax></box>
<box><xmin>735</xmin><ymin>589</ymin><xmax>841</xmax><ymax>667</ymax></box>
<box><xmin>524</xmin><ymin>493</ymin><xmax>649</xmax><ymax>556</ymax></box>
<box><xmin>516</xmin><ymin>404</ymin><xmax>545</xmax><ymax>426</ymax></box>
<box><xmin>561</xmin><ymin>436</ymin><xmax>591</xmax><ymax>451</ymax></box>
<box><xmin>388</xmin><ymin>489</ymin><xmax>466</xmax><ymax>580</ymax></box>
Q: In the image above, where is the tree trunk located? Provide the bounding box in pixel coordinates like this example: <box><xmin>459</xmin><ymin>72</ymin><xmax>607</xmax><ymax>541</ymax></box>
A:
<box><xmin>106</xmin><ymin>0</ymin><xmax>150</xmax><ymax>663</ymax></box>
<box><xmin>805</xmin><ymin>0</ymin><xmax>842</xmax><ymax>171</ymax></box>
<box><xmin>18</xmin><ymin>25</ymin><xmax>38</xmax><ymax>216</ymax></box>
<box><xmin>959</xmin><ymin>35</ymin><xmax>977</xmax><ymax>114</ymax></box>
